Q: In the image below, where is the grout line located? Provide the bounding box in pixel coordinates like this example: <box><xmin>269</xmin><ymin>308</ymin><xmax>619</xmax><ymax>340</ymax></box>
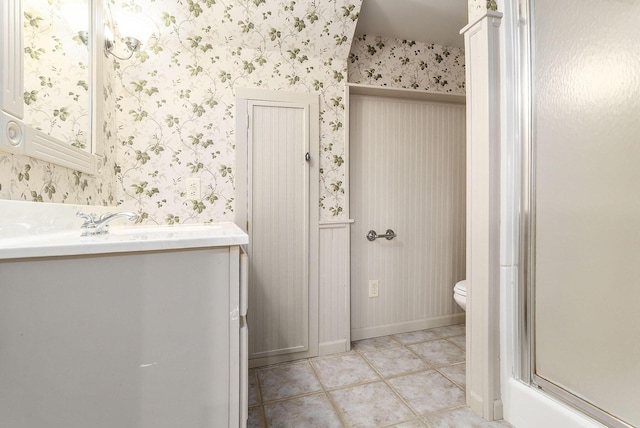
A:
<box><xmin>249</xmin><ymin>369</ymin><xmax>263</xmax><ymax>406</ymax></box>
<box><xmin>434</xmin><ymin>366</ymin><xmax>466</xmax><ymax>392</ymax></box>
<box><xmin>354</xmin><ymin>343</ymin><xmax>425</xmax><ymax>423</ymax></box>
<box><xmin>403</xmin><ymin>341</ymin><xmax>436</xmax><ymax>367</ymax></box>
<box><xmin>260</xmin><ymin>390</ymin><xmax>333</xmax><ymax>406</ymax></box>
<box><xmin>247</xmin><ymin>405</ymin><xmax>266</xmax><ymax>428</ymax></box>
<box><xmin>356</xmin><ymin>337</ymin><xmax>469</xmax><ymax>424</ymax></box>
<box><xmin>251</xmin><ymin>369</ymin><xmax>267</xmax><ymax>427</ymax></box>
<box><xmin>358</xmin><ymin>348</ymin><xmax>435</xmax><ymax>381</ymax></box>
<box><xmin>306</xmin><ymin>356</ymin><xmax>351</xmax><ymax>428</ymax></box>
<box><xmin>315</xmin><ymin>346</ymin><xmax>422</xmax><ymax>426</ymax></box>
<box><xmin>256</xmin><ymin>360</ymin><xmax>325</xmax><ymax>405</ymax></box>
<box><xmin>444</xmin><ymin>334</ymin><xmax>466</xmax><ymax>351</ymax></box>
<box><xmin>376</xmin><ymin>418</ymin><xmax>425</xmax><ymax>428</ymax></box>
<box><xmin>322</xmin><ymin>388</ymin><xmax>351</xmax><ymax>428</ymax></box>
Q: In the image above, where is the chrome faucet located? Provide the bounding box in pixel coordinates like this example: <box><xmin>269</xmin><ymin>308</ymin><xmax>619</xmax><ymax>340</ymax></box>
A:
<box><xmin>77</xmin><ymin>211</ymin><xmax>138</xmax><ymax>236</ymax></box>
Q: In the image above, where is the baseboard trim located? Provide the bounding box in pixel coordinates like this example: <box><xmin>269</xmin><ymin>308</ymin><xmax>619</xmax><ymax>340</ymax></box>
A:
<box><xmin>319</xmin><ymin>339</ymin><xmax>350</xmax><ymax>356</ymax></box>
<box><xmin>466</xmin><ymin>392</ymin><xmax>504</xmax><ymax>421</ymax></box>
<box><xmin>468</xmin><ymin>389</ymin><xmax>485</xmax><ymax>416</ymax></box>
<box><xmin>494</xmin><ymin>398</ymin><xmax>504</xmax><ymax>420</ymax></box>
<box><xmin>350</xmin><ymin>313</ymin><xmax>465</xmax><ymax>341</ymax></box>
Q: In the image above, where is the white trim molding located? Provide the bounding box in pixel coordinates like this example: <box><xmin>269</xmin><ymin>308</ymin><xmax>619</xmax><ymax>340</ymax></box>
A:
<box><xmin>461</xmin><ymin>10</ymin><xmax>504</xmax><ymax>421</ymax></box>
<box><xmin>351</xmin><ymin>314</ymin><xmax>465</xmax><ymax>341</ymax></box>
<box><xmin>347</xmin><ymin>83</ymin><xmax>466</xmax><ymax>105</ymax></box>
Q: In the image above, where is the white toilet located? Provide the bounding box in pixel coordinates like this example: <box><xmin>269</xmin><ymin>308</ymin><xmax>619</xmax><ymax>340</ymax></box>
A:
<box><xmin>453</xmin><ymin>280</ymin><xmax>467</xmax><ymax>311</ymax></box>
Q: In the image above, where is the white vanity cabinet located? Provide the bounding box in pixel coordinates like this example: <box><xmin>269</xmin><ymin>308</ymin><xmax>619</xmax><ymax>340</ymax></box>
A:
<box><xmin>0</xmin><ymin>225</ymin><xmax>248</xmax><ymax>428</ymax></box>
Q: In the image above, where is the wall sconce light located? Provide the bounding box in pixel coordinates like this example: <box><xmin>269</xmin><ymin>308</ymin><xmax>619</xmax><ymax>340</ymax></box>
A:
<box><xmin>73</xmin><ymin>27</ymin><xmax>142</xmax><ymax>61</ymax></box>
<box><xmin>102</xmin><ymin>11</ymin><xmax>152</xmax><ymax>61</ymax></box>
<box><xmin>103</xmin><ymin>26</ymin><xmax>141</xmax><ymax>61</ymax></box>
<box><xmin>105</xmin><ymin>36</ymin><xmax>141</xmax><ymax>60</ymax></box>
<box><xmin>61</xmin><ymin>0</ymin><xmax>91</xmax><ymax>47</ymax></box>
<box><xmin>77</xmin><ymin>31</ymin><xmax>89</xmax><ymax>45</ymax></box>
<box><xmin>68</xmin><ymin>5</ymin><xmax>151</xmax><ymax>62</ymax></box>
<box><xmin>74</xmin><ymin>29</ymin><xmax>140</xmax><ymax>61</ymax></box>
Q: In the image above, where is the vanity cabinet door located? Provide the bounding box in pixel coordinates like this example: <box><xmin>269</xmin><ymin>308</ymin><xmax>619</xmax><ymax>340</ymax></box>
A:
<box><xmin>0</xmin><ymin>247</ymin><xmax>240</xmax><ymax>428</ymax></box>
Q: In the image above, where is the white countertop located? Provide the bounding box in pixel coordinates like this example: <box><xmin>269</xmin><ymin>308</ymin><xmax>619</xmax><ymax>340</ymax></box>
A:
<box><xmin>0</xmin><ymin>222</ymin><xmax>248</xmax><ymax>260</ymax></box>
<box><xmin>0</xmin><ymin>201</ymin><xmax>248</xmax><ymax>260</ymax></box>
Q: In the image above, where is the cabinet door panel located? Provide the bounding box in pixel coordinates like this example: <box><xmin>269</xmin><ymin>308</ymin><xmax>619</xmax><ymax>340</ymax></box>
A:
<box><xmin>248</xmin><ymin>101</ymin><xmax>312</xmax><ymax>361</ymax></box>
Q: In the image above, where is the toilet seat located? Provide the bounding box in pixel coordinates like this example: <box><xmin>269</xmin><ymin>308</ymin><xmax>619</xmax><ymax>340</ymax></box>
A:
<box><xmin>453</xmin><ymin>280</ymin><xmax>467</xmax><ymax>311</ymax></box>
<box><xmin>454</xmin><ymin>280</ymin><xmax>467</xmax><ymax>296</ymax></box>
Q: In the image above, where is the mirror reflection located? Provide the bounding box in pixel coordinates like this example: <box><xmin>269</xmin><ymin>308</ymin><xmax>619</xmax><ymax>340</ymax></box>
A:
<box><xmin>22</xmin><ymin>0</ymin><xmax>90</xmax><ymax>151</ymax></box>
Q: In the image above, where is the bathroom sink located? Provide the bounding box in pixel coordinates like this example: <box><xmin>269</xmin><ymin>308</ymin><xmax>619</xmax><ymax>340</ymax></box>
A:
<box><xmin>0</xmin><ymin>202</ymin><xmax>247</xmax><ymax>259</ymax></box>
<box><xmin>0</xmin><ymin>218</ymin><xmax>246</xmax><ymax>260</ymax></box>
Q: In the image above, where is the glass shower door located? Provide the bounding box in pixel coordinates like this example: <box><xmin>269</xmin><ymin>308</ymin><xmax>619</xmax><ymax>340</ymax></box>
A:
<box><xmin>530</xmin><ymin>0</ymin><xmax>640</xmax><ymax>427</ymax></box>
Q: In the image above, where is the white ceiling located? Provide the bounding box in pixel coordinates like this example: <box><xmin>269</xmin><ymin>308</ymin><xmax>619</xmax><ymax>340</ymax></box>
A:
<box><xmin>355</xmin><ymin>0</ymin><xmax>468</xmax><ymax>49</ymax></box>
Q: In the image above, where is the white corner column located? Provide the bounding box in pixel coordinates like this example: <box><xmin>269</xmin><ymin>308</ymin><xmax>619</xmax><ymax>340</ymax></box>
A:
<box><xmin>461</xmin><ymin>11</ymin><xmax>503</xmax><ymax>421</ymax></box>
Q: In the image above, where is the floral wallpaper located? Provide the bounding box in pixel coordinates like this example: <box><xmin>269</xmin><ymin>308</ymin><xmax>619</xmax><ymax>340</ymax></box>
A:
<box><xmin>23</xmin><ymin>0</ymin><xmax>90</xmax><ymax>150</ymax></box>
<box><xmin>1</xmin><ymin>0</ymin><xmax>484</xmax><ymax>217</ymax></box>
<box><xmin>112</xmin><ymin>0</ymin><xmax>362</xmax><ymax>223</ymax></box>
<box><xmin>0</xmin><ymin>0</ymin><xmax>118</xmax><ymax>205</ymax></box>
<box><xmin>348</xmin><ymin>35</ymin><xmax>466</xmax><ymax>94</ymax></box>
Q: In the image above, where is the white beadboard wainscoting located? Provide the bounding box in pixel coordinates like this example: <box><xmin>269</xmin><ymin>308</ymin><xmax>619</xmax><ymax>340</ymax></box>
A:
<box><xmin>318</xmin><ymin>221</ymin><xmax>353</xmax><ymax>355</ymax></box>
<box><xmin>349</xmin><ymin>92</ymin><xmax>466</xmax><ymax>341</ymax></box>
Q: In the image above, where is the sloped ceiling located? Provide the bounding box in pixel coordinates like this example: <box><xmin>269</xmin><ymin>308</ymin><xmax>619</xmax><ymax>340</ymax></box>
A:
<box><xmin>355</xmin><ymin>0</ymin><xmax>467</xmax><ymax>48</ymax></box>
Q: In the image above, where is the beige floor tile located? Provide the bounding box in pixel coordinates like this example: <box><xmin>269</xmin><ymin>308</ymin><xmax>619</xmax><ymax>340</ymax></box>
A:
<box><xmin>352</xmin><ymin>335</ymin><xmax>402</xmax><ymax>351</ymax></box>
<box><xmin>424</xmin><ymin>406</ymin><xmax>514</xmax><ymax>428</ymax></box>
<box><xmin>446</xmin><ymin>335</ymin><xmax>466</xmax><ymax>350</ymax></box>
<box><xmin>389</xmin><ymin>419</ymin><xmax>427</xmax><ymax>427</ymax></box>
<box><xmin>389</xmin><ymin>370</ymin><xmax>465</xmax><ymax>415</ymax></box>
<box><xmin>409</xmin><ymin>339</ymin><xmax>465</xmax><ymax>367</ymax></box>
<box><xmin>362</xmin><ymin>346</ymin><xmax>430</xmax><ymax>378</ymax></box>
<box><xmin>330</xmin><ymin>381</ymin><xmax>415</xmax><ymax>427</ymax></box>
<box><xmin>263</xmin><ymin>393</ymin><xmax>343</xmax><ymax>428</ymax></box>
<box><xmin>257</xmin><ymin>361</ymin><xmax>322</xmax><ymax>402</ymax></box>
<box><xmin>393</xmin><ymin>329</ymin><xmax>441</xmax><ymax>345</ymax></box>
<box><xmin>438</xmin><ymin>363</ymin><xmax>466</xmax><ymax>389</ymax></box>
<box><xmin>312</xmin><ymin>352</ymin><xmax>379</xmax><ymax>389</ymax></box>
<box><xmin>247</xmin><ymin>405</ymin><xmax>265</xmax><ymax>428</ymax></box>
<box><xmin>430</xmin><ymin>324</ymin><xmax>466</xmax><ymax>338</ymax></box>
<box><xmin>249</xmin><ymin>327</ymin><xmax>477</xmax><ymax>427</ymax></box>
<box><xmin>248</xmin><ymin>369</ymin><xmax>260</xmax><ymax>406</ymax></box>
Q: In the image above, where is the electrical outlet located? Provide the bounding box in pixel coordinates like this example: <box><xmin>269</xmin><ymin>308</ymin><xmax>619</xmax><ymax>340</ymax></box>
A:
<box><xmin>368</xmin><ymin>280</ymin><xmax>379</xmax><ymax>298</ymax></box>
<box><xmin>186</xmin><ymin>177</ymin><xmax>201</xmax><ymax>199</ymax></box>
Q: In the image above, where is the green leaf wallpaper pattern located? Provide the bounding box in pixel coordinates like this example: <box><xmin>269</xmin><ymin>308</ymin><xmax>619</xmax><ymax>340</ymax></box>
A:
<box><xmin>22</xmin><ymin>0</ymin><xmax>90</xmax><ymax>151</ymax></box>
<box><xmin>113</xmin><ymin>0</ymin><xmax>362</xmax><ymax>224</ymax></box>
<box><xmin>0</xmin><ymin>1</ymin><xmax>118</xmax><ymax>206</ymax></box>
<box><xmin>348</xmin><ymin>35</ymin><xmax>465</xmax><ymax>94</ymax></box>
<box><xmin>1</xmin><ymin>0</ymin><xmax>479</xmax><ymax>222</ymax></box>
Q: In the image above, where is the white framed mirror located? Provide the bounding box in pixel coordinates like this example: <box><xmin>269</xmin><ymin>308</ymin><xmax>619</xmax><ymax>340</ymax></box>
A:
<box><xmin>0</xmin><ymin>0</ymin><xmax>103</xmax><ymax>175</ymax></box>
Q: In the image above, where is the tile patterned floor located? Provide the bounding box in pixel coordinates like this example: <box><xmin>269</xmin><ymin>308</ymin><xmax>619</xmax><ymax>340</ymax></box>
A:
<box><xmin>248</xmin><ymin>324</ymin><xmax>513</xmax><ymax>427</ymax></box>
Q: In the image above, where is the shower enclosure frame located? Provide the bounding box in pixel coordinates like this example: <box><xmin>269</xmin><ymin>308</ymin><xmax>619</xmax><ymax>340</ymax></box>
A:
<box><xmin>517</xmin><ymin>1</ymin><xmax>635</xmax><ymax>428</ymax></box>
